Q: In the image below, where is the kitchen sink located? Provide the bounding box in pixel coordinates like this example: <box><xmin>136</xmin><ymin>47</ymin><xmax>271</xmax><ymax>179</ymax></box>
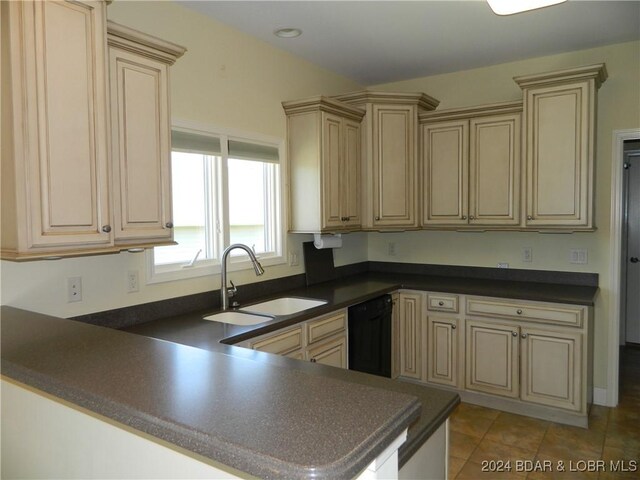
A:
<box><xmin>202</xmin><ymin>311</ymin><xmax>273</xmax><ymax>326</ymax></box>
<box><xmin>240</xmin><ymin>297</ymin><xmax>327</xmax><ymax>316</ymax></box>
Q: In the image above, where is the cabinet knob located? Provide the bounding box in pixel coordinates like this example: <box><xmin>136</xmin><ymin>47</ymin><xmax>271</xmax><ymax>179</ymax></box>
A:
<box><xmin>527</xmin><ymin>215</ymin><xmax>533</xmax><ymax>221</ymax></box>
<box><xmin>461</xmin><ymin>215</ymin><xmax>467</xmax><ymax>220</ymax></box>
<box><xmin>469</xmin><ymin>215</ymin><xmax>475</xmax><ymax>220</ymax></box>
<box><xmin>310</xmin><ymin>358</ymin><xmax>317</xmax><ymax>363</ymax></box>
<box><xmin>102</xmin><ymin>225</ymin><xmax>111</xmax><ymax>233</ymax></box>
<box><xmin>521</xmin><ymin>333</ymin><xmax>528</xmax><ymax>339</ymax></box>
<box><xmin>451</xmin><ymin>324</ymin><xmax>457</xmax><ymax>330</ymax></box>
<box><xmin>516</xmin><ymin>309</ymin><xmax>523</xmax><ymax>315</ymax></box>
<box><xmin>375</xmin><ymin>216</ymin><xmax>380</xmax><ymax>221</ymax></box>
<box><xmin>631</xmin><ymin>257</ymin><xmax>639</xmax><ymax>263</ymax></box>
<box><xmin>165</xmin><ymin>222</ymin><xmax>174</xmax><ymax>229</ymax></box>
<box><xmin>438</xmin><ymin>301</ymin><xmax>444</xmax><ymax>306</ymax></box>
<box><xmin>512</xmin><ymin>331</ymin><xmax>518</xmax><ymax>337</ymax></box>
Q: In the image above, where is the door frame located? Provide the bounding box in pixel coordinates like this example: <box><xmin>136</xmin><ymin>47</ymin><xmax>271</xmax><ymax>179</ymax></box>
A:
<box><xmin>608</xmin><ymin>128</ymin><xmax>640</xmax><ymax>407</ymax></box>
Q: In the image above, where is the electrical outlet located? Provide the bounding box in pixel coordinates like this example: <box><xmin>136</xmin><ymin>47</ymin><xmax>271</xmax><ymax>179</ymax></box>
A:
<box><xmin>522</xmin><ymin>247</ymin><xmax>533</xmax><ymax>263</ymax></box>
<box><xmin>127</xmin><ymin>270</ymin><xmax>139</xmax><ymax>293</ymax></box>
<box><xmin>497</xmin><ymin>262</ymin><xmax>509</xmax><ymax>268</ymax></box>
<box><xmin>288</xmin><ymin>251</ymin><xmax>299</xmax><ymax>266</ymax></box>
<box><xmin>388</xmin><ymin>242</ymin><xmax>396</xmax><ymax>256</ymax></box>
<box><xmin>67</xmin><ymin>276</ymin><xmax>82</xmax><ymax>303</ymax></box>
<box><xmin>569</xmin><ymin>248</ymin><xmax>588</xmax><ymax>264</ymax></box>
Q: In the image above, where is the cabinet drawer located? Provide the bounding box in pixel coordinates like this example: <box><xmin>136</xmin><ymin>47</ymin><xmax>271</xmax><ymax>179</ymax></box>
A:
<box><xmin>466</xmin><ymin>298</ymin><xmax>584</xmax><ymax>327</ymax></box>
<box><xmin>250</xmin><ymin>326</ymin><xmax>303</xmax><ymax>355</ymax></box>
<box><xmin>427</xmin><ymin>293</ymin><xmax>459</xmax><ymax>313</ymax></box>
<box><xmin>306</xmin><ymin>311</ymin><xmax>347</xmax><ymax>345</ymax></box>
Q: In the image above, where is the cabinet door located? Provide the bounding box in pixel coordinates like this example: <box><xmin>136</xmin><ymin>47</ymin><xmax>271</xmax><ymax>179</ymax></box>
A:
<box><xmin>321</xmin><ymin>113</ymin><xmax>344</xmax><ymax>229</ymax></box>
<box><xmin>469</xmin><ymin>114</ymin><xmax>520</xmax><ymax>225</ymax></box>
<box><xmin>524</xmin><ymin>83</ymin><xmax>592</xmax><ymax>227</ymax></box>
<box><xmin>110</xmin><ymin>47</ymin><xmax>172</xmax><ymax>243</ymax></box>
<box><xmin>307</xmin><ymin>334</ymin><xmax>348</xmax><ymax>369</ymax></box>
<box><xmin>465</xmin><ymin>320</ymin><xmax>519</xmax><ymax>398</ymax></box>
<box><xmin>372</xmin><ymin>105</ymin><xmax>417</xmax><ymax>228</ymax></box>
<box><xmin>422</xmin><ymin>121</ymin><xmax>468</xmax><ymax>225</ymax></box>
<box><xmin>426</xmin><ymin>316</ymin><xmax>459</xmax><ymax>388</ymax></box>
<box><xmin>391</xmin><ymin>293</ymin><xmax>401</xmax><ymax>379</ymax></box>
<box><xmin>341</xmin><ymin>119</ymin><xmax>361</xmax><ymax>228</ymax></box>
<box><xmin>399</xmin><ymin>292</ymin><xmax>423</xmax><ymax>379</ymax></box>
<box><xmin>520</xmin><ymin>327</ymin><xmax>583</xmax><ymax>412</ymax></box>
<box><xmin>10</xmin><ymin>0</ymin><xmax>112</xmax><ymax>249</ymax></box>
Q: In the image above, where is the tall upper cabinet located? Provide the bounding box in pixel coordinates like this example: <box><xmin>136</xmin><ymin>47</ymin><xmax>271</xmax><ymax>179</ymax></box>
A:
<box><xmin>1</xmin><ymin>1</ymin><xmax>185</xmax><ymax>259</ymax></box>
<box><xmin>514</xmin><ymin>64</ymin><xmax>607</xmax><ymax>230</ymax></box>
<box><xmin>107</xmin><ymin>21</ymin><xmax>185</xmax><ymax>246</ymax></box>
<box><xmin>283</xmin><ymin>97</ymin><xmax>365</xmax><ymax>233</ymax></box>
<box><xmin>2</xmin><ymin>0</ymin><xmax>112</xmax><ymax>258</ymax></box>
<box><xmin>334</xmin><ymin>91</ymin><xmax>439</xmax><ymax>230</ymax></box>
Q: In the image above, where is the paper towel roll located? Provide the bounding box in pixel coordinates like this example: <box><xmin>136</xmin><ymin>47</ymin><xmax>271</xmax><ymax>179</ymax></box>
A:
<box><xmin>313</xmin><ymin>233</ymin><xmax>342</xmax><ymax>249</ymax></box>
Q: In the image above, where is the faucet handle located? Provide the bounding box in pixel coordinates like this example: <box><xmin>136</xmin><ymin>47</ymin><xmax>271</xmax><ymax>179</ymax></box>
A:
<box><xmin>227</xmin><ymin>280</ymin><xmax>237</xmax><ymax>298</ymax></box>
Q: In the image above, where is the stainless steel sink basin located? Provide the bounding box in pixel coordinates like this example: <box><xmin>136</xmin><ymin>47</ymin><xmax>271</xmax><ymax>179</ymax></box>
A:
<box><xmin>202</xmin><ymin>311</ymin><xmax>273</xmax><ymax>326</ymax></box>
<box><xmin>240</xmin><ymin>297</ymin><xmax>327</xmax><ymax>316</ymax></box>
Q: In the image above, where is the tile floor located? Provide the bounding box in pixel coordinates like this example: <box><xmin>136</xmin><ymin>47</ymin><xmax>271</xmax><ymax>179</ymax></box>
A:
<box><xmin>448</xmin><ymin>346</ymin><xmax>640</xmax><ymax>479</ymax></box>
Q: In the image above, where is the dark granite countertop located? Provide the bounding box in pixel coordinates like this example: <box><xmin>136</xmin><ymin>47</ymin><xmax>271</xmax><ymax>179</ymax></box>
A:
<box><xmin>1</xmin><ymin>306</ymin><xmax>457</xmax><ymax>479</ymax></box>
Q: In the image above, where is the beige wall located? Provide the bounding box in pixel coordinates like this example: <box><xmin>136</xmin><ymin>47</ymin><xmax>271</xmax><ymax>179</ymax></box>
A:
<box><xmin>368</xmin><ymin>40</ymin><xmax>640</xmax><ymax>390</ymax></box>
<box><xmin>0</xmin><ymin>0</ymin><xmax>365</xmax><ymax>317</ymax></box>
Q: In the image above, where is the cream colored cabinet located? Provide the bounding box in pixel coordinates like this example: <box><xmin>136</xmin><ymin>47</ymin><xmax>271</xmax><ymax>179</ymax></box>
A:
<box><xmin>426</xmin><ymin>316</ymin><xmax>460</xmax><ymax>388</ymax></box>
<box><xmin>334</xmin><ymin>91</ymin><xmax>439</xmax><ymax>230</ymax></box>
<box><xmin>283</xmin><ymin>97</ymin><xmax>364</xmax><ymax>233</ymax></box>
<box><xmin>241</xmin><ymin>309</ymin><xmax>348</xmax><ymax>369</ymax></box>
<box><xmin>465</xmin><ymin>319</ymin><xmax>520</xmax><ymax>398</ymax></box>
<box><xmin>515</xmin><ymin>64</ymin><xmax>607</xmax><ymax>230</ymax></box>
<box><xmin>1</xmin><ymin>0</ymin><xmax>112</xmax><ymax>258</ymax></box>
<box><xmin>398</xmin><ymin>291</ymin><xmax>424</xmax><ymax>380</ymax></box>
<box><xmin>520</xmin><ymin>327</ymin><xmax>582</xmax><ymax>412</ymax></box>
<box><xmin>420</xmin><ymin>103</ymin><xmax>521</xmax><ymax>227</ymax></box>
<box><xmin>107</xmin><ymin>22</ymin><xmax>185</xmax><ymax>246</ymax></box>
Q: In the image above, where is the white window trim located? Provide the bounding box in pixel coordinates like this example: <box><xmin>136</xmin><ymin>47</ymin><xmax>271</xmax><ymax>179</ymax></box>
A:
<box><xmin>146</xmin><ymin>119</ymin><xmax>287</xmax><ymax>284</ymax></box>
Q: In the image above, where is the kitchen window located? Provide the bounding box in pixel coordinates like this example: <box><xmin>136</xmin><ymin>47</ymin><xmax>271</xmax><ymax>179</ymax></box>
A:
<box><xmin>146</xmin><ymin>122</ymin><xmax>284</xmax><ymax>283</ymax></box>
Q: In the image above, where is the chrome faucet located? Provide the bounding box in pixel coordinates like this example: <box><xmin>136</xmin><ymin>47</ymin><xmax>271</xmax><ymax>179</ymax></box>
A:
<box><xmin>220</xmin><ymin>243</ymin><xmax>265</xmax><ymax>310</ymax></box>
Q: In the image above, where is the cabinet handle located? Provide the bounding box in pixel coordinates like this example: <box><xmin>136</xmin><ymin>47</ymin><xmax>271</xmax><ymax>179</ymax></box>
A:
<box><xmin>469</xmin><ymin>215</ymin><xmax>475</xmax><ymax>220</ymax></box>
<box><xmin>516</xmin><ymin>309</ymin><xmax>523</xmax><ymax>315</ymax></box>
<box><xmin>521</xmin><ymin>333</ymin><xmax>528</xmax><ymax>339</ymax></box>
<box><xmin>375</xmin><ymin>216</ymin><xmax>380</xmax><ymax>221</ymax></box>
<box><xmin>102</xmin><ymin>225</ymin><xmax>111</xmax><ymax>233</ymax></box>
<box><xmin>310</xmin><ymin>358</ymin><xmax>317</xmax><ymax>363</ymax></box>
<box><xmin>631</xmin><ymin>257</ymin><xmax>639</xmax><ymax>263</ymax></box>
<box><xmin>451</xmin><ymin>324</ymin><xmax>457</xmax><ymax>330</ymax></box>
<box><xmin>512</xmin><ymin>331</ymin><xmax>518</xmax><ymax>337</ymax></box>
<box><xmin>438</xmin><ymin>301</ymin><xmax>444</xmax><ymax>306</ymax></box>
<box><xmin>527</xmin><ymin>215</ymin><xmax>533</xmax><ymax>221</ymax></box>
<box><xmin>165</xmin><ymin>222</ymin><xmax>174</xmax><ymax>229</ymax></box>
<box><xmin>461</xmin><ymin>215</ymin><xmax>467</xmax><ymax>220</ymax></box>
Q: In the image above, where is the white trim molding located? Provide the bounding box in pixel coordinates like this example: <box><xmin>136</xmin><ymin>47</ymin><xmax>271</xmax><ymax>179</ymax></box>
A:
<box><xmin>607</xmin><ymin>128</ymin><xmax>640</xmax><ymax>407</ymax></box>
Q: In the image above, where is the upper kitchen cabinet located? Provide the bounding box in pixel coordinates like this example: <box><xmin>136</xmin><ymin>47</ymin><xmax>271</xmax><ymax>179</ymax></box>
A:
<box><xmin>283</xmin><ymin>97</ymin><xmax>365</xmax><ymax>233</ymax></box>
<box><xmin>107</xmin><ymin>21</ymin><xmax>185</xmax><ymax>246</ymax></box>
<box><xmin>334</xmin><ymin>91</ymin><xmax>439</xmax><ymax>230</ymax></box>
<box><xmin>1</xmin><ymin>0</ymin><xmax>112</xmax><ymax>259</ymax></box>
<box><xmin>420</xmin><ymin>102</ymin><xmax>522</xmax><ymax>228</ymax></box>
<box><xmin>514</xmin><ymin>64</ymin><xmax>607</xmax><ymax>230</ymax></box>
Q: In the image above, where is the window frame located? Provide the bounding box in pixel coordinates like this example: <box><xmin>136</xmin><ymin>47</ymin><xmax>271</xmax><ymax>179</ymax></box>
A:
<box><xmin>146</xmin><ymin>119</ymin><xmax>286</xmax><ymax>284</ymax></box>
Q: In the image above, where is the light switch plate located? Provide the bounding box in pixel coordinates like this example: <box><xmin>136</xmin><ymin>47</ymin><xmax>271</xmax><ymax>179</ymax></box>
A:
<box><xmin>569</xmin><ymin>249</ymin><xmax>588</xmax><ymax>264</ymax></box>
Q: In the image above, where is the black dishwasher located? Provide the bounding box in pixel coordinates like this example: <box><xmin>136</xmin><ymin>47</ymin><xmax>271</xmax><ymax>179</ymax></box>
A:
<box><xmin>348</xmin><ymin>294</ymin><xmax>392</xmax><ymax>378</ymax></box>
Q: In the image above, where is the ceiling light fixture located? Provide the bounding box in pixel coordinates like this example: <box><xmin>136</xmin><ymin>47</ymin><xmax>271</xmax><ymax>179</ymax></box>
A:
<box><xmin>487</xmin><ymin>0</ymin><xmax>568</xmax><ymax>15</ymax></box>
<box><xmin>274</xmin><ymin>27</ymin><xmax>302</xmax><ymax>38</ymax></box>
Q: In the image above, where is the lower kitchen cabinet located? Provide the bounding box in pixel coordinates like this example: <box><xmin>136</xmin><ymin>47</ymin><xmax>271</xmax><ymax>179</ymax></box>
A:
<box><xmin>465</xmin><ymin>319</ymin><xmax>520</xmax><ymax>398</ymax></box>
<box><xmin>425</xmin><ymin>316</ymin><xmax>460</xmax><ymax>388</ymax></box>
<box><xmin>239</xmin><ymin>309</ymin><xmax>348</xmax><ymax>369</ymax></box>
<box><xmin>397</xmin><ymin>290</ymin><xmax>592</xmax><ymax>426</ymax></box>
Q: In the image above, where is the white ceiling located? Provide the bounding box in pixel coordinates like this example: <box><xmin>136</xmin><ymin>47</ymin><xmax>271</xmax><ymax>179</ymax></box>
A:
<box><xmin>178</xmin><ymin>0</ymin><xmax>640</xmax><ymax>85</ymax></box>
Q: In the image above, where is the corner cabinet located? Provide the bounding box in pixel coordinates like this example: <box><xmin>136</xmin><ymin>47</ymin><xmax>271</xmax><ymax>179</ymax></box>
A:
<box><xmin>107</xmin><ymin>21</ymin><xmax>185</xmax><ymax>246</ymax></box>
<box><xmin>1</xmin><ymin>0</ymin><xmax>112</xmax><ymax>258</ymax></box>
<box><xmin>420</xmin><ymin>102</ymin><xmax>522</xmax><ymax>228</ymax></box>
<box><xmin>334</xmin><ymin>91</ymin><xmax>439</xmax><ymax>230</ymax></box>
<box><xmin>1</xmin><ymin>4</ymin><xmax>186</xmax><ymax>259</ymax></box>
<box><xmin>283</xmin><ymin>97</ymin><xmax>364</xmax><ymax>233</ymax></box>
<box><xmin>514</xmin><ymin>64</ymin><xmax>607</xmax><ymax>230</ymax></box>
